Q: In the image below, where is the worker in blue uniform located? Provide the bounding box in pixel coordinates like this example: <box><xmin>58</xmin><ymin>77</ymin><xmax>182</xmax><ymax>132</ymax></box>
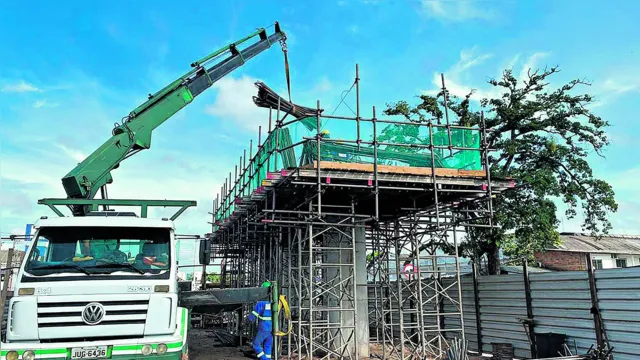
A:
<box><xmin>248</xmin><ymin>281</ymin><xmax>273</xmax><ymax>360</ymax></box>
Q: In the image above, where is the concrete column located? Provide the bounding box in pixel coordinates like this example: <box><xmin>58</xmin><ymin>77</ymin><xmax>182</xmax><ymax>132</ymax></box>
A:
<box><xmin>321</xmin><ymin>225</ymin><xmax>370</xmax><ymax>359</ymax></box>
<box><xmin>354</xmin><ymin>225</ymin><xmax>370</xmax><ymax>358</ymax></box>
<box><xmin>324</xmin><ymin>233</ymin><xmax>342</xmax><ymax>352</ymax></box>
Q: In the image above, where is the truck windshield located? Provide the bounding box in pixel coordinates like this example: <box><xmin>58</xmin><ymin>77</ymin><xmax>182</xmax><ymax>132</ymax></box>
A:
<box><xmin>24</xmin><ymin>226</ymin><xmax>171</xmax><ymax>277</ymax></box>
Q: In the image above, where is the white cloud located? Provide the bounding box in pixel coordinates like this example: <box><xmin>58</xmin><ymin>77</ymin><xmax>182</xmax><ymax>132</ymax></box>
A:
<box><xmin>205</xmin><ymin>75</ymin><xmax>269</xmax><ymax>132</ymax></box>
<box><xmin>454</xmin><ymin>46</ymin><xmax>493</xmax><ymax>73</ymax></box>
<box><xmin>33</xmin><ymin>99</ymin><xmax>59</xmax><ymax>109</ymax></box>
<box><xmin>55</xmin><ymin>144</ymin><xmax>87</xmax><ymax>162</ymax></box>
<box><xmin>600</xmin><ymin>77</ymin><xmax>638</xmax><ymax>96</ymax></box>
<box><xmin>519</xmin><ymin>52</ymin><xmax>551</xmax><ymax>83</ymax></box>
<box><xmin>423</xmin><ymin>49</ymin><xmax>553</xmax><ymax>102</ymax></box>
<box><xmin>586</xmin><ymin>71</ymin><xmax>640</xmax><ymax>109</ymax></box>
<box><xmin>506</xmin><ymin>54</ymin><xmax>521</xmax><ymax>71</ymax></box>
<box><xmin>421</xmin><ymin>0</ymin><xmax>496</xmax><ymax>22</ymax></box>
<box><xmin>1</xmin><ymin>80</ymin><xmax>41</xmax><ymax>93</ymax></box>
<box><xmin>423</xmin><ymin>46</ymin><xmax>501</xmax><ymax>99</ymax></box>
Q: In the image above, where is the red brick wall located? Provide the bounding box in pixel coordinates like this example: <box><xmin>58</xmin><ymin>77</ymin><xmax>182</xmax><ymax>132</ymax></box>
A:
<box><xmin>534</xmin><ymin>250</ymin><xmax>587</xmax><ymax>271</ymax></box>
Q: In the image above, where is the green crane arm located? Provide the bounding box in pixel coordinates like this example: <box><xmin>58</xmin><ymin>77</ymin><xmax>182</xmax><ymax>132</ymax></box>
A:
<box><xmin>61</xmin><ymin>22</ymin><xmax>286</xmax><ymax>215</ymax></box>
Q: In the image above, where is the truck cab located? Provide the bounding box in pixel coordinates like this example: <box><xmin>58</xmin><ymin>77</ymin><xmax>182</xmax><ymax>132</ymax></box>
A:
<box><xmin>2</xmin><ymin>215</ymin><xmax>189</xmax><ymax>360</ymax></box>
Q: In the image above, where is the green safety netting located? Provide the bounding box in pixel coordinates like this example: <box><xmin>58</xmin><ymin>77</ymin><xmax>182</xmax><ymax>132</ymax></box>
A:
<box><xmin>299</xmin><ymin>119</ymin><xmax>481</xmax><ymax>169</ymax></box>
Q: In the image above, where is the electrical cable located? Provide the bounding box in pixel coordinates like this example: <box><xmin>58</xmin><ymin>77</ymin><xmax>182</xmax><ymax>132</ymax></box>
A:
<box><xmin>274</xmin><ymin>294</ymin><xmax>292</xmax><ymax>337</ymax></box>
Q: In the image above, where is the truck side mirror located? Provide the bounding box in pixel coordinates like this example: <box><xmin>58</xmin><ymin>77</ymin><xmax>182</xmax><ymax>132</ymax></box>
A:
<box><xmin>199</xmin><ymin>239</ymin><xmax>211</xmax><ymax>265</ymax></box>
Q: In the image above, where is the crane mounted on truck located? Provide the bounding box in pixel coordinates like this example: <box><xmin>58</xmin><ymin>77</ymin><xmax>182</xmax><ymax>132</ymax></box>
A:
<box><xmin>58</xmin><ymin>21</ymin><xmax>288</xmax><ymax>217</ymax></box>
<box><xmin>2</xmin><ymin>22</ymin><xmax>286</xmax><ymax>360</ymax></box>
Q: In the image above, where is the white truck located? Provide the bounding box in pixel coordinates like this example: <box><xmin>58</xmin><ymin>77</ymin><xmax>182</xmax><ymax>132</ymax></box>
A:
<box><xmin>2</xmin><ymin>213</ymin><xmax>197</xmax><ymax>360</ymax></box>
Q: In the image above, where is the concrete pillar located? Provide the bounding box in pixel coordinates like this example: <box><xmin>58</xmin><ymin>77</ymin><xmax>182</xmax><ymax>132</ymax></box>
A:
<box><xmin>321</xmin><ymin>225</ymin><xmax>370</xmax><ymax>359</ymax></box>
<box><xmin>324</xmin><ymin>233</ymin><xmax>342</xmax><ymax>352</ymax></box>
<box><xmin>354</xmin><ymin>225</ymin><xmax>370</xmax><ymax>358</ymax></box>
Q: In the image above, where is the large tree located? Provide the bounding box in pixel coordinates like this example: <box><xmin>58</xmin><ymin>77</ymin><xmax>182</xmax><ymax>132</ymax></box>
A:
<box><xmin>381</xmin><ymin>66</ymin><xmax>618</xmax><ymax>274</ymax></box>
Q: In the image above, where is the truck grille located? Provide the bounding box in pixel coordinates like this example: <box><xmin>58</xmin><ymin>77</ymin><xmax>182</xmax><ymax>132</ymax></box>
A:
<box><xmin>37</xmin><ymin>296</ymin><xmax>149</xmax><ymax>340</ymax></box>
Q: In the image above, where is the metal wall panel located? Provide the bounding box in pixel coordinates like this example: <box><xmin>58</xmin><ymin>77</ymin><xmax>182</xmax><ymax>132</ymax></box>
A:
<box><xmin>596</xmin><ymin>267</ymin><xmax>640</xmax><ymax>360</ymax></box>
<box><xmin>477</xmin><ymin>274</ymin><xmax>530</xmax><ymax>358</ymax></box>
<box><xmin>443</xmin><ymin>276</ymin><xmax>479</xmax><ymax>352</ymax></box>
<box><xmin>529</xmin><ymin>271</ymin><xmax>597</xmax><ymax>354</ymax></box>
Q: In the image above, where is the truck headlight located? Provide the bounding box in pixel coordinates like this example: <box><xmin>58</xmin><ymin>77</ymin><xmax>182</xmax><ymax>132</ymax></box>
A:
<box><xmin>23</xmin><ymin>350</ymin><xmax>36</xmax><ymax>360</ymax></box>
<box><xmin>5</xmin><ymin>351</ymin><xmax>18</xmax><ymax>360</ymax></box>
<box><xmin>154</xmin><ymin>285</ymin><xmax>169</xmax><ymax>293</ymax></box>
<box><xmin>18</xmin><ymin>288</ymin><xmax>34</xmax><ymax>296</ymax></box>
<box><xmin>141</xmin><ymin>344</ymin><xmax>153</xmax><ymax>356</ymax></box>
<box><xmin>157</xmin><ymin>343</ymin><xmax>168</xmax><ymax>355</ymax></box>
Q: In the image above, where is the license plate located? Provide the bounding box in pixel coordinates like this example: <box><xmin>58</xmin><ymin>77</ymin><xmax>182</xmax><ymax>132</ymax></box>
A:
<box><xmin>70</xmin><ymin>346</ymin><xmax>109</xmax><ymax>359</ymax></box>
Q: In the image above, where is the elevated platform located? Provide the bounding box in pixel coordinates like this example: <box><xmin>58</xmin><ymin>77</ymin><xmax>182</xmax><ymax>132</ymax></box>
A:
<box><xmin>213</xmin><ymin>161</ymin><xmax>514</xmax><ymax>231</ymax></box>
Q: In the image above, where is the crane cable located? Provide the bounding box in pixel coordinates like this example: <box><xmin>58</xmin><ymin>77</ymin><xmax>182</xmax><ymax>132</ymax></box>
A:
<box><xmin>279</xmin><ymin>36</ymin><xmax>292</xmax><ymax>104</ymax></box>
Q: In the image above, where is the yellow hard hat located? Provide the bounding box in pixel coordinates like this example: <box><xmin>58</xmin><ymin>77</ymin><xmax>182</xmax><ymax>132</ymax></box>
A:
<box><xmin>321</xmin><ymin>129</ymin><xmax>330</xmax><ymax>135</ymax></box>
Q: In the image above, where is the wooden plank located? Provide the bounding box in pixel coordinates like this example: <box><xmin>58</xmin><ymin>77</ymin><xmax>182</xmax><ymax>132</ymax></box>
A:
<box><xmin>302</xmin><ymin>161</ymin><xmax>487</xmax><ymax>178</ymax></box>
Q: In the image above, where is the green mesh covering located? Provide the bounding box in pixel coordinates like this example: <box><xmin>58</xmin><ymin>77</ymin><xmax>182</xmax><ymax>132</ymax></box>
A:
<box><xmin>299</xmin><ymin>121</ymin><xmax>481</xmax><ymax>170</ymax></box>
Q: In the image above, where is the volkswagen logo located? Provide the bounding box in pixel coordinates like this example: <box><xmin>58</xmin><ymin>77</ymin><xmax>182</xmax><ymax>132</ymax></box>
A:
<box><xmin>82</xmin><ymin>302</ymin><xmax>105</xmax><ymax>325</ymax></box>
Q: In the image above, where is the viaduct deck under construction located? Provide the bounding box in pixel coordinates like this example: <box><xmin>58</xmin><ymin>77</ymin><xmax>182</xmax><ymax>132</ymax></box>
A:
<box><xmin>207</xmin><ymin>68</ymin><xmax>515</xmax><ymax>360</ymax></box>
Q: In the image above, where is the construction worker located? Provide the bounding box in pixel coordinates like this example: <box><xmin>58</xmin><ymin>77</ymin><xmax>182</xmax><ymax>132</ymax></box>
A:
<box><xmin>248</xmin><ymin>281</ymin><xmax>273</xmax><ymax>360</ymax></box>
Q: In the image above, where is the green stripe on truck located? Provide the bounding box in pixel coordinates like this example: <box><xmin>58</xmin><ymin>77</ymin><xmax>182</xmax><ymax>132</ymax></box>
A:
<box><xmin>1</xmin><ymin>349</ymin><xmax>67</xmax><ymax>355</ymax></box>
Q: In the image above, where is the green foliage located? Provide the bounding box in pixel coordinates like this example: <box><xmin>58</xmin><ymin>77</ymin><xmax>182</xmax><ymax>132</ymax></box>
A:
<box><xmin>206</xmin><ymin>272</ymin><xmax>221</xmax><ymax>283</ymax></box>
<box><xmin>382</xmin><ymin>66</ymin><xmax>618</xmax><ymax>271</ymax></box>
<box><xmin>186</xmin><ymin>272</ymin><xmax>194</xmax><ymax>281</ymax></box>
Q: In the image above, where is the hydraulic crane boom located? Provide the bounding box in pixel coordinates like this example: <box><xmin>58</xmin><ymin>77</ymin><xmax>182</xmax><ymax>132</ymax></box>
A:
<box><xmin>61</xmin><ymin>22</ymin><xmax>286</xmax><ymax>216</ymax></box>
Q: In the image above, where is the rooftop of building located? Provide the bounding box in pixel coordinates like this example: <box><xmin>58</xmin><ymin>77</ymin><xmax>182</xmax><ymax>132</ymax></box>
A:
<box><xmin>546</xmin><ymin>232</ymin><xmax>640</xmax><ymax>255</ymax></box>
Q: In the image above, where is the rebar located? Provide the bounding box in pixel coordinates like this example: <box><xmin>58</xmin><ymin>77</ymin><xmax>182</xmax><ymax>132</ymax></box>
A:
<box><xmin>445</xmin><ymin>337</ymin><xmax>469</xmax><ymax>360</ymax></box>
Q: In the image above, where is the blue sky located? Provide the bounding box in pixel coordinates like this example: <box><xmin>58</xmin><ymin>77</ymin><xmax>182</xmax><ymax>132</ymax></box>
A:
<box><xmin>1</xmin><ymin>0</ymin><xmax>639</xmax><ymax>264</ymax></box>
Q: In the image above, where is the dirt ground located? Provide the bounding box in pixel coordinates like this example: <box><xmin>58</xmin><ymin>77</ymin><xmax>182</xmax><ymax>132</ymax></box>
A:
<box><xmin>187</xmin><ymin>328</ymin><xmax>486</xmax><ymax>360</ymax></box>
<box><xmin>188</xmin><ymin>328</ymin><xmax>250</xmax><ymax>360</ymax></box>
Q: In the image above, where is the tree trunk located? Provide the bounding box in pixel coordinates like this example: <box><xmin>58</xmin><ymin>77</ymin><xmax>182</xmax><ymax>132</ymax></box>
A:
<box><xmin>487</xmin><ymin>242</ymin><xmax>501</xmax><ymax>275</ymax></box>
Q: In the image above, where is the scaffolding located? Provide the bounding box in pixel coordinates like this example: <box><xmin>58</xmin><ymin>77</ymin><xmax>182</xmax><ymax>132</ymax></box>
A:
<box><xmin>208</xmin><ymin>66</ymin><xmax>514</xmax><ymax>359</ymax></box>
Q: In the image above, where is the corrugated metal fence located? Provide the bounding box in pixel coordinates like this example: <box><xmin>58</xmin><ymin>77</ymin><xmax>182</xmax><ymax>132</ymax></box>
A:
<box><xmin>368</xmin><ymin>266</ymin><xmax>640</xmax><ymax>359</ymax></box>
<box><xmin>476</xmin><ymin>274</ymin><xmax>531</xmax><ymax>358</ymax></box>
<box><xmin>529</xmin><ymin>272</ymin><xmax>596</xmax><ymax>355</ymax></box>
<box><xmin>459</xmin><ymin>266</ymin><xmax>640</xmax><ymax>359</ymax></box>
<box><xmin>596</xmin><ymin>268</ymin><xmax>640</xmax><ymax>360</ymax></box>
